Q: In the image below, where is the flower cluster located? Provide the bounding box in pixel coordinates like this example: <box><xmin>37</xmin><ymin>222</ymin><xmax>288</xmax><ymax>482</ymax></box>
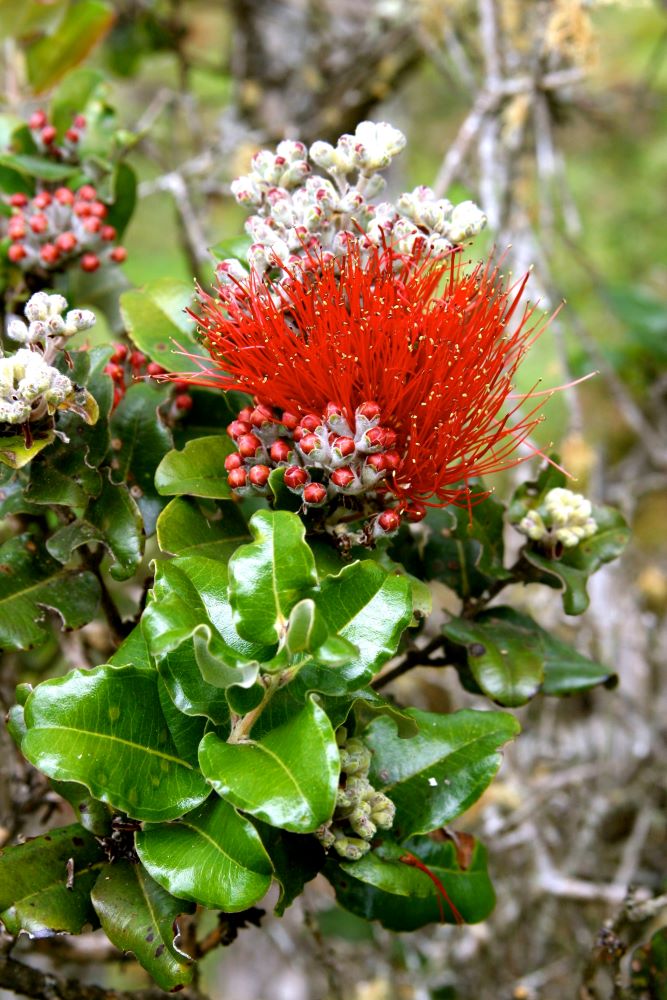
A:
<box><xmin>1</xmin><ymin>293</ymin><xmax>96</xmax><ymax>426</ymax></box>
<box><xmin>188</xmin><ymin>244</ymin><xmax>546</xmax><ymax>537</ymax></box>
<box><xmin>516</xmin><ymin>487</ymin><xmax>598</xmax><ymax>549</ymax></box>
<box><xmin>104</xmin><ymin>344</ymin><xmax>194</xmax><ymax>414</ymax></box>
<box><xmin>26</xmin><ymin>108</ymin><xmax>87</xmax><ymax>163</ymax></box>
<box><xmin>219</xmin><ymin>120</ymin><xmax>486</xmax><ymax>286</ymax></box>
<box><xmin>315</xmin><ymin>729</ymin><xmax>395</xmax><ymax>860</ymax></box>
<box><xmin>5</xmin><ymin>186</ymin><xmax>127</xmax><ymax>273</ymax></box>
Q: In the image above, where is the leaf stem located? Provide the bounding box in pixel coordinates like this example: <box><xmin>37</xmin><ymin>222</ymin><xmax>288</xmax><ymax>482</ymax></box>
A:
<box><xmin>227</xmin><ymin>673</ymin><xmax>281</xmax><ymax>743</ymax></box>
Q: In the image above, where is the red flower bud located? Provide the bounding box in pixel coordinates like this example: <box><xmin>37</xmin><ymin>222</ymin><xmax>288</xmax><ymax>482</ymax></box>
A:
<box><xmin>237</xmin><ymin>433</ymin><xmax>262</xmax><ymax>458</ymax></box>
<box><xmin>325</xmin><ymin>402</ymin><xmax>343</xmax><ymax>420</ymax></box>
<box><xmin>228</xmin><ymin>467</ymin><xmax>247</xmax><ymax>488</ymax></box>
<box><xmin>238</xmin><ymin>407</ymin><xmax>253</xmax><ymax>422</ymax></box>
<box><xmin>104</xmin><ymin>363</ymin><xmax>126</xmax><ymax>383</ymax></box>
<box><xmin>30</xmin><ymin>214</ymin><xmax>48</xmax><ymax>234</ymax></box>
<box><xmin>80</xmin><ymin>253</ymin><xmax>100</xmax><ymax>272</ymax></box>
<box><xmin>175</xmin><ymin>394</ymin><xmax>193</xmax><ymax>411</ymax></box>
<box><xmin>74</xmin><ymin>201</ymin><xmax>92</xmax><ymax>217</ymax></box>
<box><xmin>281</xmin><ymin>411</ymin><xmax>299</xmax><ymax>430</ymax></box>
<box><xmin>110</xmin><ymin>343</ymin><xmax>128</xmax><ymax>363</ymax></box>
<box><xmin>89</xmin><ymin>201</ymin><xmax>107</xmax><ymax>218</ymax></box>
<box><xmin>303</xmin><ymin>482</ymin><xmax>327</xmax><ymax>505</ymax></box>
<box><xmin>402</xmin><ymin>502</ymin><xmax>427</xmax><ymax>523</ymax></box>
<box><xmin>8</xmin><ymin>193</ymin><xmax>28</xmax><ymax>208</ymax></box>
<box><xmin>299</xmin><ymin>413</ymin><xmax>321</xmax><ymax>432</ymax></box>
<box><xmin>365</xmin><ymin>453</ymin><xmax>388</xmax><ymax>472</ymax></box>
<box><xmin>41</xmin><ymin>125</ymin><xmax>57</xmax><ymax>145</ymax></box>
<box><xmin>110</xmin><ymin>246</ymin><xmax>127</xmax><ymax>263</ymax></box>
<box><xmin>28</xmin><ymin>110</ymin><xmax>48</xmax><ymax>130</ymax></box>
<box><xmin>100</xmin><ymin>225</ymin><xmax>117</xmax><ymax>241</ymax></box>
<box><xmin>364</xmin><ymin>426</ymin><xmax>387</xmax><ymax>449</ymax></box>
<box><xmin>84</xmin><ymin>217</ymin><xmax>101</xmax><ymax>234</ymax></box>
<box><xmin>250</xmin><ymin>404</ymin><xmax>273</xmax><ymax>426</ymax></box>
<box><xmin>8</xmin><ymin>243</ymin><xmax>27</xmax><ymax>262</ymax></box>
<box><xmin>73</xmin><ymin>115</ymin><xmax>87</xmax><ymax>129</ymax></box>
<box><xmin>225</xmin><ymin>452</ymin><xmax>243</xmax><ymax>472</ymax></box>
<box><xmin>383</xmin><ymin>450</ymin><xmax>402</xmax><ymax>470</ymax></box>
<box><xmin>298</xmin><ymin>433</ymin><xmax>321</xmax><ymax>455</ymax></box>
<box><xmin>40</xmin><ymin>243</ymin><xmax>59</xmax><ymax>265</ymax></box>
<box><xmin>270</xmin><ymin>439</ymin><xmax>291</xmax><ymax>463</ymax></box>
<box><xmin>8</xmin><ymin>219</ymin><xmax>26</xmax><ymax>240</ymax></box>
<box><xmin>332</xmin><ymin>436</ymin><xmax>355</xmax><ymax>457</ymax></box>
<box><xmin>284</xmin><ymin>465</ymin><xmax>309</xmax><ymax>490</ymax></box>
<box><xmin>55</xmin><ymin>232</ymin><xmax>77</xmax><ymax>253</ymax></box>
<box><xmin>32</xmin><ymin>192</ymin><xmax>52</xmax><ymax>209</ymax></box>
<box><xmin>382</xmin><ymin>428</ymin><xmax>398</xmax><ymax>449</ymax></box>
<box><xmin>293</xmin><ymin>426</ymin><xmax>305</xmax><ymax>442</ymax></box>
<box><xmin>358</xmin><ymin>401</ymin><xmax>381</xmax><ymax>420</ymax></box>
<box><xmin>113</xmin><ymin>386</ymin><xmax>125</xmax><ymax>409</ymax></box>
<box><xmin>331</xmin><ymin>466</ymin><xmax>356</xmax><ymax>488</ymax></box>
<box><xmin>65</xmin><ymin>128</ymin><xmax>80</xmax><ymax>143</ymax></box>
<box><xmin>249</xmin><ymin>464</ymin><xmax>271</xmax><ymax>487</ymax></box>
<box><xmin>78</xmin><ymin>184</ymin><xmax>97</xmax><ymax>201</ymax></box>
<box><xmin>146</xmin><ymin>361</ymin><xmax>166</xmax><ymax>377</ymax></box>
<box><xmin>227</xmin><ymin>419</ymin><xmax>251</xmax><ymax>440</ymax></box>
<box><xmin>54</xmin><ymin>187</ymin><xmax>75</xmax><ymax>205</ymax></box>
<box><xmin>377</xmin><ymin>509</ymin><xmax>401</xmax><ymax>533</ymax></box>
<box><xmin>130</xmin><ymin>351</ymin><xmax>146</xmax><ymax>369</ymax></box>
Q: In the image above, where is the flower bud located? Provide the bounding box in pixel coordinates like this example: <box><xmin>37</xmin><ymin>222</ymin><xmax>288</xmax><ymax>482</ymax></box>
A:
<box><xmin>249</xmin><ymin>464</ymin><xmax>271</xmax><ymax>487</ymax></box>
<box><xmin>403</xmin><ymin>501</ymin><xmax>427</xmax><ymax>523</ymax></box>
<box><xmin>270</xmin><ymin>439</ymin><xmax>291</xmax><ymax>463</ymax></box>
<box><xmin>40</xmin><ymin>125</ymin><xmax>57</xmax><ymax>145</ymax></box>
<box><xmin>225</xmin><ymin>452</ymin><xmax>243</xmax><ymax>472</ymax></box>
<box><xmin>376</xmin><ymin>509</ymin><xmax>401</xmax><ymax>535</ymax></box>
<box><xmin>284</xmin><ymin>465</ymin><xmax>309</xmax><ymax>490</ymax></box>
<box><xmin>227</xmin><ymin>419</ymin><xmax>252</xmax><ymax>439</ymax></box>
<box><xmin>30</xmin><ymin>214</ymin><xmax>48</xmax><ymax>234</ymax></box>
<box><xmin>300</xmin><ymin>413</ymin><xmax>322</xmax><ymax>432</ymax></box>
<box><xmin>332</xmin><ymin>836</ymin><xmax>371</xmax><ymax>861</ymax></box>
<box><xmin>237</xmin><ymin>433</ymin><xmax>263</xmax><ymax>458</ymax></box>
<box><xmin>55</xmin><ymin>232</ymin><xmax>77</xmax><ymax>253</ymax></box>
<box><xmin>28</xmin><ymin>110</ymin><xmax>48</xmax><ymax>130</ymax></box>
<box><xmin>80</xmin><ymin>253</ymin><xmax>100</xmax><ymax>272</ymax></box>
<box><xmin>175</xmin><ymin>394</ymin><xmax>193</xmax><ymax>411</ymax></box>
<box><xmin>228</xmin><ymin>467</ymin><xmax>247</xmax><ymax>488</ymax></box>
<box><xmin>54</xmin><ymin>187</ymin><xmax>75</xmax><ymax>205</ymax></box>
<box><xmin>78</xmin><ymin>184</ymin><xmax>97</xmax><ymax>201</ymax></box>
<box><xmin>357</xmin><ymin>400</ymin><xmax>381</xmax><ymax>421</ymax></box>
<box><xmin>250</xmin><ymin>404</ymin><xmax>273</xmax><ymax>427</ymax></box>
<box><xmin>331</xmin><ymin>466</ymin><xmax>357</xmax><ymax>490</ymax></box>
<box><xmin>303</xmin><ymin>482</ymin><xmax>327</xmax><ymax>505</ymax></box>
<box><xmin>281</xmin><ymin>411</ymin><xmax>299</xmax><ymax>430</ymax></box>
<box><xmin>7</xmin><ymin>244</ymin><xmax>27</xmax><ymax>262</ymax></box>
<box><xmin>9</xmin><ymin>193</ymin><xmax>28</xmax><ymax>208</ymax></box>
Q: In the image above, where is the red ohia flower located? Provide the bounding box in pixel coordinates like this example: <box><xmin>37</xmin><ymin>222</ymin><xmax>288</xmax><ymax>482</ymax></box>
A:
<box><xmin>191</xmin><ymin>247</ymin><xmax>549</xmax><ymax>507</ymax></box>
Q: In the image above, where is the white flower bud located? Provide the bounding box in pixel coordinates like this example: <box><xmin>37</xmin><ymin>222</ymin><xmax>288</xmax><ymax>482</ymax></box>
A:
<box><xmin>24</xmin><ymin>292</ymin><xmax>52</xmax><ymax>322</ymax></box>
<box><xmin>6</xmin><ymin>319</ymin><xmax>30</xmax><ymax>344</ymax></box>
<box><xmin>518</xmin><ymin>509</ymin><xmax>548</xmax><ymax>542</ymax></box>
<box><xmin>309</xmin><ymin>140</ymin><xmax>337</xmax><ymax>170</ymax></box>
<box><xmin>444</xmin><ymin>200</ymin><xmax>487</xmax><ymax>243</ymax></box>
<box><xmin>65</xmin><ymin>309</ymin><xmax>96</xmax><ymax>334</ymax></box>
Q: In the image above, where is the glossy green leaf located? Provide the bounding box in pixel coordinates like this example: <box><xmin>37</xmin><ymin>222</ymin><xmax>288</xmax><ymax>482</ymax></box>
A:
<box><xmin>50</xmin><ymin>67</ymin><xmax>104</xmax><ymax>133</ymax></box>
<box><xmin>47</xmin><ymin>475</ymin><xmax>144</xmax><ymax>582</ymax></box>
<box><xmin>50</xmin><ymin>781</ymin><xmax>112</xmax><ymax>836</ymax></box>
<box><xmin>285</xmin><ymin>598</ymin><xmax>330</xmax><ymax>657</ymax></box>
<box><xmin>365</xmin><ymin>708</ymin><xmax>520</xmax><ymax>838</ymax></box>
<box><xmin>0</xmin><ymin>153</ymin><xmax>76</xmax><ymax>182</ymax></box>
<box><xmin>326</xmin><ymin>836</ymin><xmax>495</xmax><ymax>931</ymax></box>
<box><xmin>91</xmin><ymin>860</ymin><xmax>194</xmax><ymax>991</ymax></box>
<box><xmin>444</xmin><ymin>606</ymin><xmax>614</xmax><ymax>702</ymax></box>
<box><xmin>155</xmin><ymin>435</ymin><xmax>235</xmax><ymax>499</ymax></box>
<box><xmin>0</xmin><ymin>824</ymin><xmax>104</xmax><ymax>937</ymax></box>
<box><xmin>25</xmin><ymin>448</ymin><xmax>101</xmax><ymax>506</ymax></box>
<box><xmin>157</xmin><ymin>638</ymin><xmax>230</xmax><ymax>726</ymax></box>
<box><xmin>109</xmin><ymin>625</ymin><xmax>151</xmax><ymax>669</ymax></box>
<box><xmin>253</xmin><ymin>821</ymin><xmax>324</xmax><ymax>915</ymax></box>
<box><xmin>105</xmin><ymin>162</ymin><xmax>137</xmax><ymax>237</ymax></box>
<box><xmin>0</xmin><ymin>432</ymin><xmax>56</xmax><ymax>469</ymax></box>
<box><xmin>522</xmin><ymin>505</ymin><xmax>630</xmax><ymax>615</ymax></box>
<box><xmin>199</xmin><ymin>698</ymin><xmax>339</xmax><ymax>833</ymax></box>
<box><xmin>109</xmin><ymin>382</ymin><xmax>173</xmax><ymax>534</ymax></box>
<box><xmin>0</xmin><ymin>535</ymin><xmax>100</xmax><ymax>652</ymax></box>
<box><xmin>26</xmin><ymin>0</ymin><xmax>114</xmax><ymax>93</ymax></box>
<box><xmin>120</xmin><ymin>278</ymin><xmax>208</xmax><ymax>372</ymax></box>
<box><xmin>136</xmin><ymin>796</ymin><xmax>272</xmax><ymax>911</ymax></box>
<box><xmin>229</xmin><ymin>511</ymin><xmax>318</xmax><ymax>645</ymax></box>
<box><xmin>22</xmin><ymin>664</ymin><xmax>210</xmax><ymax>821</ymax></box>
<box><xmin>319</xmin><ymin>689</ymin><xmax>418</xmax><ymax>738</ymax></box>
<box><xmin>157</xmin><ymin>497</ymin><xmax>249</xmax><ymax>560</ymax></box>
<box><xmin>301</xmin><ymin>560</ymin><xmax>412</xmax><ymax>692</ymax></box>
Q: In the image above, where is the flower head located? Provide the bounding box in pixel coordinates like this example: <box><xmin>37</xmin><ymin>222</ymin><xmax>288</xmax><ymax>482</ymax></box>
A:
<box><xmin>189</xmin><ymin>246</ymin><xmax>549</xmax><ymax>514</ymax></box>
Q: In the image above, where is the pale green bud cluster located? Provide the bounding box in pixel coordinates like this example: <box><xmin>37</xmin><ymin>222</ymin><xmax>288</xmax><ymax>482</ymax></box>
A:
<box><xmin>315</xmin><ymin>728</ymin><xmax>396</xmax><ymax>861</ymax></box>
<box><xmin>518</xmin><ymin>487</ymin><xmax>598</xmax><ymax>549</ymax></box>
<box><xmin>1</xmin><ymin>292</ymin><xmax>96</xmax><ymax>426</ymax></box>
<box><xmin>219</xmin><ymin>121</ymin><xmax>486</xmax><ymax>285</ymax></box>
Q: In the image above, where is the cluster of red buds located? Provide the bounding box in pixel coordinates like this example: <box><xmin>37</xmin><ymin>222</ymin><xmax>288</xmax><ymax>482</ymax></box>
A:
<box><xmin>224</xmin><ymin>399</ymin><xmax>426</xmax><ymax>542</ymax></box>
<box><xmin>5</xmin><ymin>186</ymin><xmax>127</xmax><ymax>273</ymax></box>
<box><xmin>27</xmin><ymin>108</ymin><xmax>87</xmax><ymax>162</ymax></box>
<box><xmin>104</xmin><ymin>345</ymin><xmax>193</xmax><ymax>414</ymax></box>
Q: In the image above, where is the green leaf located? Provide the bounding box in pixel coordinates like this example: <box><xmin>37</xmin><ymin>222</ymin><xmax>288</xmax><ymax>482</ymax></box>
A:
<box><xmin>521</xmin><ymin>505</ymin><xmax>630</xmax><ymax>615</ymax></box>
<box><xmin>155</xmin><ymin>435</ymin><xmax>235</xmax><ymax>499</ymax></box>
<box><xmin>26</xmin><ymin>0</ymin><xmax>114</xmax><ymax>93</ymax></box>
<box><xmin>109</xmin><ymin>382</ymin><xmax>173</xmax><ymax>534</ymax></box>
<box><xmin>108</xmin><ymin>625</ymin><xmax>151</xmax><ymax>669</ymax></box>
<box><xmin>50</xmin><ymin>781</ymin><xmax>112</xmax><ymax>836</ymax></box>
<box><xmin>267</xmin><ymin>466</ymin><xmax>303</xmax><ymax>512</ymax></box>
<box><xmin>157</xmin><ymin>497</ymin><xmax>249</xmax><ymax>560</ymax></box>
<box><xmin>91</xmin><ymin>861</ymin><xmax>194</xmax><ymax>991</ymax></box>
<box><xmin>209</xmin><ymin>235</ymin><xmax>252</xmax><ymax>263</ymax></box>
<box><xmin>199</xmin><ymin>698</ymin><xmax>339</xmax><ymax>833</ymax></box>
<box><xmin>50</xmin><ymin>67</ymin><xmax>105</xmax><ymax>134</ymax></box>
<box><xmin>22</xmin><ymin>665</ymin><xmax>211</xmax><ymax>821</ymax></box>
<box><xmin>228</xmin><ymin>511</ymin><xmax>318</xmax><ymax>646</ymax></box>
<box><xmin>365</xmin><ymin>708</ymin><xmax>520</xmax><ymax>838</ymax></box>
<box><xmin>105</xmin><ymin>162</ymin><xmax>137</xmax><ymax>238</ymax></box>
<box><xmin>25</xmin><ymin>447</ymin><xmax>101</xmax><ymax>506</ymax></box>
<box><xmin>0</xmin><ymin>824</ymin><xmax>104</xmax><ymax>937</ymax></box>
<box><xmin>253</xmin><ymin>821</ymin><xmax>324</xmax><ymax>916</ymax></box>
<box><xmin>631</xmin><ymin>927</ymin><xmax>667</xmax><ymax>999</ymax></box>
<box><xmin>136</xmin><ymin>796</ymin><xmax>273</xmax><ymax>911</ymax></box>
<box><xmin>326</xmin><ymin>836</ymin><xmax>495</xmax><ymax>931</ymax></box>
<box><xmin>300</xmin><ymin>561</ymin><xmax>412</xmax><ymax>693</ymax></box>
<box><xmin>120</xmin><ymin>278</ymin><xmax>208</xmax><ymax>372</ymax></box>
<box><xmin>0</xmin><ymin>432</ymin><xmax>56</xmax><ymax>469</ymax></box>
<box><xmin>0</xmin><ymin>535</ymin><xmax>100</xmax><ymax>652</ymax></box>
<box><xmin>47</xmin><ymin>475</ymin><xmax>144</xmax><ymax>582</ymax></box>
<box><xmin>444</xmin><ymin>606</ymin><xmax>614</xmax><ymax>702</ymax></box>
<box><xmin>157</xmin><ymin>638</ymin><xmax>230</xmax><ymax>726</ymax></box>
<box><xmin>0</xmin><ymin>153</ymin><xmax>76</xmax><ymax>182</ymax></box>
<box><xmin>319</xmin><ymin>689</ymin><xmax>418</xmax><ymax>738</ymax></box>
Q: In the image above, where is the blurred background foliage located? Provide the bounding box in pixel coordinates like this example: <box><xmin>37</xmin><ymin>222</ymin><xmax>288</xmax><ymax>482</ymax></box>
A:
<box><xmin>1</xmin><ymin>1</ymin><xmax>667</xmax><ymax>998</ymax></box>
